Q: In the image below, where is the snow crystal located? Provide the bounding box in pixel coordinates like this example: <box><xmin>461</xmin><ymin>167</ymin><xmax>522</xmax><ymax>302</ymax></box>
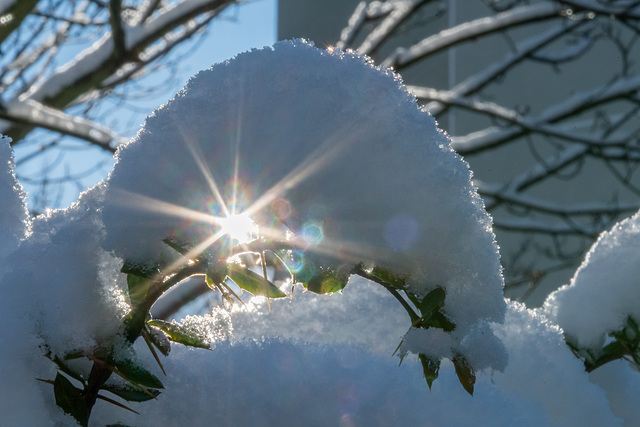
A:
<box><xmin>543</xmin><ymin>210</ymin><xmax>640</xmax><ymax>349</ymax></box>
<box><xmin>102</xmin><ymin>39</ymin><xmax>505</xmax><ymax>364</ymax></box>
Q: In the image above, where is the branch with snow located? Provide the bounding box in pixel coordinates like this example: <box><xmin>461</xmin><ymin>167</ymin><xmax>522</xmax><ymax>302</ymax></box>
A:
<box><xmin>0</xmin><ymin>0</ymin><xmax>239</xmax><ymax>147</ymax></box>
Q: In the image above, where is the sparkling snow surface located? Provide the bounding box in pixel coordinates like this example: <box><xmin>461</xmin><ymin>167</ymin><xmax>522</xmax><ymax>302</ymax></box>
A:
<box><xmin>543</xmin><ymin>210</ymin><xmax>640</xmax><ymax>350</ymax></box>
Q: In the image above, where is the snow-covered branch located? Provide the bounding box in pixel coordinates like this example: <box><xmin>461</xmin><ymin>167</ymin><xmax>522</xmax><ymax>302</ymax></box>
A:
<box><xmin>449</xmin><ymin>74</ymin><xmax>640</xmax><ymax>154</ymax></box>
<box><xmin>475</xmin><ymin>179</ymin><xmax>640</xmax><ymax>217</ymax></box>
<box><xmin>0</xmin><ymin>0</ymin><xmax>238</xmax><ymax>148</ymax></box>
<box><xmin>0</xmin><ymin>98</ymin><xmax>117</xmax><ymax>151</ymax></box>
<box><xmin>382</xmin><ymin>3</ymin><xmax>564</xmax><ymax>69</ymax></box>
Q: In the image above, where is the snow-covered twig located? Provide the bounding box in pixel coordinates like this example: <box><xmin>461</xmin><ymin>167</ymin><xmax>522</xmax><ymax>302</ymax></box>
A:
<box><xmin>382</xmin><ymin>3</ymin><xmax>564</xmax><ymax>69</ymax></box>
<box><xmin>0</xmin><ymin>98</ymin><xmax>117</xmax><ymax>151</ymax></box>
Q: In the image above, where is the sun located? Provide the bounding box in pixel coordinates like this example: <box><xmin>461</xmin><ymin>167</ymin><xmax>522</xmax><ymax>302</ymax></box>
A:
<box><xmin>218</xmin><ymin>213</ymin><xmax>258</xmax><ymax>244</ymax></box>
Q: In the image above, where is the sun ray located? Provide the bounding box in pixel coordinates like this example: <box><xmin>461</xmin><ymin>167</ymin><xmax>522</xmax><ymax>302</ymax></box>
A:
<box><xmin>110</xmin><ymin>188</ymin><xmax>222</xmax><ymax>226</ymax></box>
<box><xmin>181</xmin><ymin>133</ymin><xmax>231</xmax><ymax>218</ymax></box>
<box><xmin>244</xmin><ymin>119</ymin><xmax>376</xmax><ymax>219</ymax></box>
<box><xmin>231</xmin><ymin>76</ymin><xmax>245</xmax><ymax>217</ymax></box>
<box><xmin>162</xmin><ymin>229</ymin><xmax>228</xmax><ymax>277</ymax></box>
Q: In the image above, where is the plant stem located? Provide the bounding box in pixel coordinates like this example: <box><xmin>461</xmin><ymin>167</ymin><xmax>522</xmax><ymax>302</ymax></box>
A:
<box><xmin>83</xmin><ymin>360</ymin><xmax>114</xmax><ymax>424</ymax></box>
<box><xmin>82</xmin><ymin>261</ymin><xmax>208</xmax><ymax>420</ymax></box>
<box><xmin>353</xmin><ymin>267</ymin><xmax>421</xmax><ymax>324</ymax></box>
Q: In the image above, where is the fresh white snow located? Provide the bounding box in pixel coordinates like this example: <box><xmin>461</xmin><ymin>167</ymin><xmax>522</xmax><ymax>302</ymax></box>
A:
<box><xmin>544</xmin><ymin>209</ymin><xmax>640</xmax><ymax>350</ymax></box>
<box><xmin>1</xmin><ymin>40</ymin><xmax>639</xmax><ymax>425</ymax></box>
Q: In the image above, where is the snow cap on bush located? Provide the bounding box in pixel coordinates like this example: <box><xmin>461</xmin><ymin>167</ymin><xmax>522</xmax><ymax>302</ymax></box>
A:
<box><xmin>103</xmin><ymin>39</ymin><xmax>505</xmax><ymax>363</ymax></box>
<box><xmin>543</xmin><ymin>210</ymin><xmax>640</xmax><ymax>350</ymax></box>
<box><xmin>2</xmin><ymin>183</ymin><xmax>125</xmax><ymax>357</ymax></box>
<box><xmin>0</xmin><ymin>137</ymin><xmax>30</xmax><ymax>257</ymax></box>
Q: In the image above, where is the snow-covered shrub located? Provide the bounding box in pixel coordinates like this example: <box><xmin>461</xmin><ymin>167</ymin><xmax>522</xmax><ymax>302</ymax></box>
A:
<box><xmin>544</xmin><ymin>210</ymin><xmax>640</xmax><ymax>372</ymax></box>
<box><xmin>1</xmin><ymin>40</ymin><xmax>639</xmax><ymax>426</ymax></box>
<box><xmin>102</xmin><ymin>40</ymin><xmax>507</xmax><ymax>392</ymax></box>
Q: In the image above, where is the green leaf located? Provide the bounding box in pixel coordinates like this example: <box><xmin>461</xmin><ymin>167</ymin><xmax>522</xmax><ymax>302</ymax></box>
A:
<box><xmin>148</xmin><ymin>319</ymin><xmax>211</xmax><ymax>350</ymax></box>
<box><xmin>121</xmin><ymin>260</ymin><xmax>159</xmax><ymax>279</ymax></box>
<box><xmin>108</xmin><ymin>358</ymin><xmax>164</xmax><ymax>390</ymax></box>
<box><xmin>227</xmin><ymin>263</ymin><xmax>286</xmax><ymax>298</ymax></box>
<box><xmin>49</xmin><ymin>355</ymin><xmax>86</xmax><ymax>385</ymax></box>
<box><xmin>418</xmin><ymin>287</ymin><xmax>446</xmax><ymax>317</ymax></box>
<box><xmin>145</xmin><ymin>325</ymin><xmax>171</xmax><ymax>357</ymax></box>
<box><xmin>264</xmin><ymin>250</ymin><xmax>293</xmax><ymax>283</ymax></box>
<box><xmin>424</xmin><ymin>311</ymin><xmax>456</xmax><ymax>332</ymax></box>
<box><xmin>452</xmin><ymin>356</ymin><xmax>476</xmax><ymax>396</ymax></box>
<box><xmin>162</xmin><ymin>237</ymin><xmax>192</xmax><ymax>257</ymax></box>
<box><xmin>127</xmin><ymin>274</ymin><xmax>151</xmax><ymax>308</ymax></box>
<box><xmin>370</xmin><ymin>266</ymin><xmax>407</xmax><ymax>289</ymax></box>
<box><xmin>206</xmin><ymin>266</ymin><xmax>228</xmax><ymax>288</ymax></box>
<box><xmin>54</xmin><ymin>372</ymin><xmax>88</xmax><ymax>426</ymax></box>
<box><xmin>601</xmin><ymin>340</ymin><xmax>627</xmax><ymax>359</ymax></box>
<box><xmin>306</xmin><ymin>268</ymin><xmax>349</xmax><ymax>294</ymax></box>
<box><xmin>418</xmin><ymin>354</ymin><xmax>440</xmax><ymax>389</ymax></box>
<box><xmin>102</xmin><ymin>383</ymin><xmax>161</xmax><ymax>402</ymax></box>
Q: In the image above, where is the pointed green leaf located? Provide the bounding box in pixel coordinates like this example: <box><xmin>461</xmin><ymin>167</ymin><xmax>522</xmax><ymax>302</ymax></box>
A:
<box><xmin>48</xmin><ymin>355</ymin><xmax>86</xmax><ymax>385</ymax></box>
<box><xmin>227</xmin><ymin>263</ymin><xmax>286</xmax><ymax>298</ymax></box>
<box><xmin>424</xmin><ymin>311</ymin><xmax>456</xmax><ymax>332</ymax></box>
<box><xmin>418</xmin><ymin>354</ymin><xmax>440</xmax><ymax>389</ymax></box>
<box><xmin>127</xmin><ymin>274</ymin><xmax>151</xmax><ymax>308</ymax></box>
<box><xmin>306</xmin><ymin>268</ymin><xmax>348</xmax><ymax>294</ymax></box>
<box><xmin>206</xmin><ymin>265</ymin><xmax>227</xmax><ymax>288</ymax></box>
<box><xmin>145</xmin><ymin>325</ymin><xmax>171</xmax><ymax>357</ymax></box>
<box><xmin>54</xmin><ymin>372</ymin><xmax>88</xmax><ymax>426</ymax></box>
<box><xmin>601</xmin><ymin>340</ymin><xmax>627</xmax><ymax>359</ymax></box>
<box><xmin>264</xmin><ymin>250</ymin><xmax>293</xmax><ymax>283</ymax></box>
<box><xmin>453</xmin><ymin>356</ymin><xmax>476</xmax><ymax>396</ymax></box>
<box><xmin>121</xmin><ymin>260</ymin><xmax>159</xmax><ymax>279</ymax></box>
<box><xmin>418</xmin><ymin>287</ymin><xmax>446</xmax><ymax>317</ymax></box>
<box><xmin>148</xmin><ymin>319</ymin><xmax>211</xmax><ymax>350</ymax></box>
<box><xmin>109</xmin><ymin>358</ymin><xmax>164</xmax><ymax>390</ymax></box>
<box><xmin>162</xmin><ymin>237</ymin><xmax>192</xmax><ymax>257</ymax></box>
<box><xmin>102</xmin><ymin>383</ymin><xmax>161</xmax><ymax>402</ymax></box>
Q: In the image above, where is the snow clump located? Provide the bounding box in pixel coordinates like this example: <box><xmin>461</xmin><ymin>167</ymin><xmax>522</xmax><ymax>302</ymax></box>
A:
<box><xmin>543</xmin><ymin>210</ymin><xmax>640</xmax><ymax>350</ymax></box>
<box><xmin>102</xmin><ymin>39</ymin><xmax>506</xmax><ymax>367</ymax></box>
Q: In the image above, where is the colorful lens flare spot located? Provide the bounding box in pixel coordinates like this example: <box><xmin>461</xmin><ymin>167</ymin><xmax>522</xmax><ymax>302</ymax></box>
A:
<box><xmin>287</xmin><ymin>250</ymin><xmax>306</xmax><ymax>273</ymax></box>
<box><xmin>271</xmin><ymin>197</ymin><xmax>292</xmax><ymax>219</ymax></box>
<box><xmin>302</xmin><ymin>222</ymin><xmax>324</xmax><ymax>246</ymax></box>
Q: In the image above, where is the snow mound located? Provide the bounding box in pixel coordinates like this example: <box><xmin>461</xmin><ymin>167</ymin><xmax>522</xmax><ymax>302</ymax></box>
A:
<box><xmin>492</xmin><ymin>301</ymin><xmax>620</xmax><ymax>426</ymax></box>
<box><xmin>543</xmin><ymin>210</ymin><xmax>640</xmax><ymax>349</ymax></box>
<box><xmin>89</xmin><ymin>301</ymin><xmax>621</xmax><ymax>427</ymax></box>
<box><xmin>102</xmin><ymin>39</ymin><xmax>505</xmax><ymax>364</ymax></box>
